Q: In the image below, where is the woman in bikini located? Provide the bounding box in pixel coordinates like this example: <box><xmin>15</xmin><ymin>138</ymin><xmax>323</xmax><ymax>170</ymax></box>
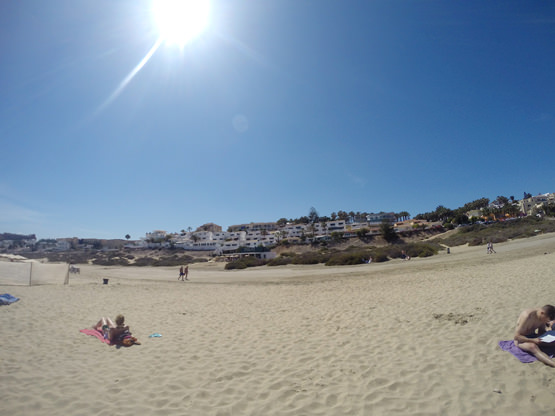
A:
<box><xmin>94</xmin><ymin>315</ymin><xmax>140</xmax><ymax>345</ymax></box>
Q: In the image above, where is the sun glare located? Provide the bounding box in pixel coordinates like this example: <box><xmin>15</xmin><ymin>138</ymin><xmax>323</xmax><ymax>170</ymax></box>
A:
<box><xmin>152</xmin><ymin>0</ymin><xmax>211</xmax><ymax>47</ymax></box>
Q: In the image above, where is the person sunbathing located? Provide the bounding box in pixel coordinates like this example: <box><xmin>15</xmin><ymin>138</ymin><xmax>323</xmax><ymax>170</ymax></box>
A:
<box><xmin>514</xmin><ymin>305</ymin><xmax>555</xmax><ymax>367</ymax></box>
<box><xmin>94</xmin><ymin>315</ymin><xmax>140</xmax><ymax>346</ymax></box>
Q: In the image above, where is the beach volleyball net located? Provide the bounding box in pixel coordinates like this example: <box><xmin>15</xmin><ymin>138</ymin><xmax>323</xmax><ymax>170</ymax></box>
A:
<box><xmin>0</xmin><ymin>261</ymin><xmax>69</xmax><ymax>286</ymax></box>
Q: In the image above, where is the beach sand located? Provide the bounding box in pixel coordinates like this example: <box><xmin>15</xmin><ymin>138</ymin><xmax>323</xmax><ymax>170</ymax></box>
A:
<box><xmin>2</xmin><ymin>233</ymin><xmax>555</xmax><ymax>415</ymax></box>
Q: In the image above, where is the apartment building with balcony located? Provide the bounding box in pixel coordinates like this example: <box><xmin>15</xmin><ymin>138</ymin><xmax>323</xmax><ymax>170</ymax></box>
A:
<box><xmin>366</xmin><ymin>212</ymin><xmax>397</xmax><ymax>224</ymax></box>
<box><xmin>228</xmin><ymin>222</ymin><xmax>278</xmax><ymax>233</ymax></box>
<box><xmin>280</xmin><ymin>223</ymin><xmax>306</xmax><ymax>239</ymax></box>
<box><xmin>145</xmin><ymin>230</ymin><xmax>167</xmax><ymax>241</ymax></box>
<box><xmin>519</xmin><ymin>193</ymin><xmax>555</xmax><ymax>215</ymax></box>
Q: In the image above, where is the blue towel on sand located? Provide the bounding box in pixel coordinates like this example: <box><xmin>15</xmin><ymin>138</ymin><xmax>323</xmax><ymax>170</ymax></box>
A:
<box><xmin>0</xmin><ymin>293</ymin><xmax>20</xmax><ymax>305</ymax></box>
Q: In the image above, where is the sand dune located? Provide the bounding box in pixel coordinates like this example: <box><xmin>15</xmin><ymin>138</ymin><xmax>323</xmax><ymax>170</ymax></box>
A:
<box><xmin>1</xmin><ymin>233</ymin><xmax>555</xmax><ymax>415</ymax></box>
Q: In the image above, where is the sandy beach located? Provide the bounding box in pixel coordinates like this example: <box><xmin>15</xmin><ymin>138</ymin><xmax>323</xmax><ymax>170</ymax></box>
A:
<box><xmin>2</xmin><ymin>233</ymin><xmax>555</xmax><ymax>415</ymax></box>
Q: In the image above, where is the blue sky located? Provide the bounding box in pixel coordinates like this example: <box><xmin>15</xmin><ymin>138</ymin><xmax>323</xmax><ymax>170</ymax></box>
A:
<box><xmin>1</xmin><ymin>0</ymin><xmax>554</xmax><ymax>240</ymax></box>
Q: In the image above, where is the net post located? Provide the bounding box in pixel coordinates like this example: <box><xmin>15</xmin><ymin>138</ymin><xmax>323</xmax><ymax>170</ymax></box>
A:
<box><xmin>64</xmin><ymin>263</ymin><xmax>70</xmax><ymax>285</ymax></box>
<box><xmin>29</xmin><ymin>262</ymin><xmax>33</xmax><ymax>286</ymax></box>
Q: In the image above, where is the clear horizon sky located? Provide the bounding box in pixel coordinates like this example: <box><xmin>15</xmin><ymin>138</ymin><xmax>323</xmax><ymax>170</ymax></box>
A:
<box><xmin>1</xmin><ymin>1</ymin><xmax>554</xmax><ymax>240</ymax></box>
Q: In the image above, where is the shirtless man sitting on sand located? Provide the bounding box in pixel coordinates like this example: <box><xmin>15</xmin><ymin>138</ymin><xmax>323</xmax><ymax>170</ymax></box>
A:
<box><xmin>514</xmin><ymin>305</ymin><xmax>555</xmax><ymax>367</ymax></box>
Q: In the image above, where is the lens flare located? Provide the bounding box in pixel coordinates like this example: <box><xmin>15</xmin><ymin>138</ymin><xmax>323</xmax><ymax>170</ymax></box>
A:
<box><xmin>152</xmin><ymin>0</ymin><xmax>211</xmax><ymax>47</ymax></box>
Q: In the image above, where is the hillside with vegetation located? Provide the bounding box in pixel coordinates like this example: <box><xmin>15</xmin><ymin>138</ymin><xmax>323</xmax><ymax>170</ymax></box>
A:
<box><xmin>223</xmin><ymin>192</ymin><xmax>555</xmax><ymax>269</ymax></box>
<box><xmin>5</xmin><ymin>192</ymin><xmax>555</xmax><ymax>268</ymax></box>
<box><xmin>224</xmin><ymin>216</ymin><xmax>555</xmax><ymax>269</ymax></box>
<box><xmin>437</xmin><ymin>216</ymin><xmax>555</xmax><ymax>247</ymax></box>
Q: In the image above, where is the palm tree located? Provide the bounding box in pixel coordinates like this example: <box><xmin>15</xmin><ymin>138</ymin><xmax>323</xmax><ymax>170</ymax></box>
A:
<box><xmin>307</xmin><ymin>223</ymin><xmax>316</xmax><ymax>238</ymax></box>
<box><xmin>399</xmin><ymin>211</ymin><xmax>410</xmax><ymax>221</ymax></box>
<box><xmin>308</xmin><ymin>207</ymin><xmax>319</xmax><ymax>224</ymax></box>
<box><xmin>435</xmin><ymin>205</ymin><xmax>453</xmax><ymax>222</ymax></box>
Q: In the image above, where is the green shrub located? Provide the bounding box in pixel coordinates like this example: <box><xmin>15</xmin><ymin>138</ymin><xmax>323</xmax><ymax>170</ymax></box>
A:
<box><xmin>267</xmin><ymin>256</ymin><xmax>292</xmax><ymax>266</ymax></box>
<box><xmin>441</xmin><ymin>217</ymin><xmax>555</xmax><ymax>247</ymax></box>
<box><xmin>291</xmin><ymin>252</ymin><xmax>331</xmax><ymax>265</ymax></box>
<box><xmin>443</xmin><ymin>222</ymin><xmax>455</xmax><ymax>230</ymax></box>
<box><xmin>410</xmin><ymin>245</ymin><xmax>436</xmax><ymax>257</ymax></box>
<box><xmin>133</xmin><ymin>257</ymin><xmax>156</xmax><ymax>266</ymax></box>
<box><xmin>370</xmin><ymin>250</ymin><xmax>389</xmax><ymax>262</ymax></box>
<box><xmin>326</xmin><ymin>250</ymin><xmax>372</xmax><ymax>266</ymax></box>
<box><xmin>457</xmin><ymin>224</ymin><xmax>484</xmax><ymax>234</ymax></box>
<box><xmin>225</xmin><ymin>256</ymin><xmax>267</xmax><ymax>270</ymax></box>
<box><xmin>225</xmin><ymin>260</ymin><xmax>248</xmax><ymax>270</ymax></box>
<box><xmin>404</xmin><ymin>242</ymin><xmax>440</xmax><ymax>258</ymax></box>
<box><xmin>92</xmin><ymin>257</ymin><xmax>130</xmax><ymax>266</ymax></box>
<box><xmin>382</xmin><ymin>246</ymin><xmax>403</xmax><ymax>259</ymax></box>
<box><xmin>330</xmin><ymin>232</ymin><xmax>344</xmax><ymax>242</ymax></box>
<box><xmin>468</xmin><ymin>237</ymin><xmax>483</xmax><ymax>247</ymax></box>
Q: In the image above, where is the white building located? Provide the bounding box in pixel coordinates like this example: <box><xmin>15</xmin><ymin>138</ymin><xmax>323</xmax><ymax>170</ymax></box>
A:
<box><xmin>146</xmin><ymin>230</ymin><xmax>167</xmax><ymax>241</ymax></box>
<box><xmin>228</xmin><ymin>222</ymin><xmax>278</xmax><ymax>232</ymax></box>
<box><xmin>519</xmin><ymin>193</ymin><xmax>555</xmax><ymax>215</ymax></box>
<box><xmin>55</xmin><ymin>239</ymin><xmax>72</xmax><ymax>251</ymax></box>
<box><xmin>326</xmin><ymin>220</ymin><xmax>347</xmax><ymax>232</ymax></box>
<box><xmin>366</xmin><ymin>212</ymin><xmax>397</xmax><ymax>224</ymax></box>
<box><xmin>280</xmin><ymin>224</ymin><xmax>306</xmax><ymax>239</ymax></box>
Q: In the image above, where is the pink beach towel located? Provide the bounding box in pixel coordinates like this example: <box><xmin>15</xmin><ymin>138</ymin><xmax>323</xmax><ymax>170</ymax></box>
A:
<box><xmin>80</xmin><ymin>328</ymin><xmax>111</xmax><ymax>345</ymax></box>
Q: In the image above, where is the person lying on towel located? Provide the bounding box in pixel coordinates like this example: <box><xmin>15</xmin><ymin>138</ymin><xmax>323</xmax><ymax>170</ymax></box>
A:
<box><xmin>94</xmin><ymin>314</ymin><xmax>140</xmax><ymax>346</ymax></box>
<box><xmin>514</xmin><ymin>305</ymin><xmax>555</xmax><ymax>367</ymax></box>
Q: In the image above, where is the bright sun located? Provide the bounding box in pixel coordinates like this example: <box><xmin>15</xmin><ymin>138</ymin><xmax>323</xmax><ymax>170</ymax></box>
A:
<box><xmin>152</xmin><ymin>0</ymin><xmax>211</xmax><ymax>47</ymax></box>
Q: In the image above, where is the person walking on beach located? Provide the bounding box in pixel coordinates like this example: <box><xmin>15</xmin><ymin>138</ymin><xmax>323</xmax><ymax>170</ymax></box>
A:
<box><xmin>514</xmin><ymin>305</ymin><xmax>555</xmax><ymax>367</ymax></box>
<box><xmin>184</xmin><ymin>265</ymin><xmax>189</xmax><ymax>280</ymax></box>
<box><xmin>178</xmin><ymin>266</ymin><xmax>185</xmax><ymax>281</ymax></box>
<box><xmin>487</xmin><ymin>241</ymin><xmax>496</xmax><ymax>254</ymax></box>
